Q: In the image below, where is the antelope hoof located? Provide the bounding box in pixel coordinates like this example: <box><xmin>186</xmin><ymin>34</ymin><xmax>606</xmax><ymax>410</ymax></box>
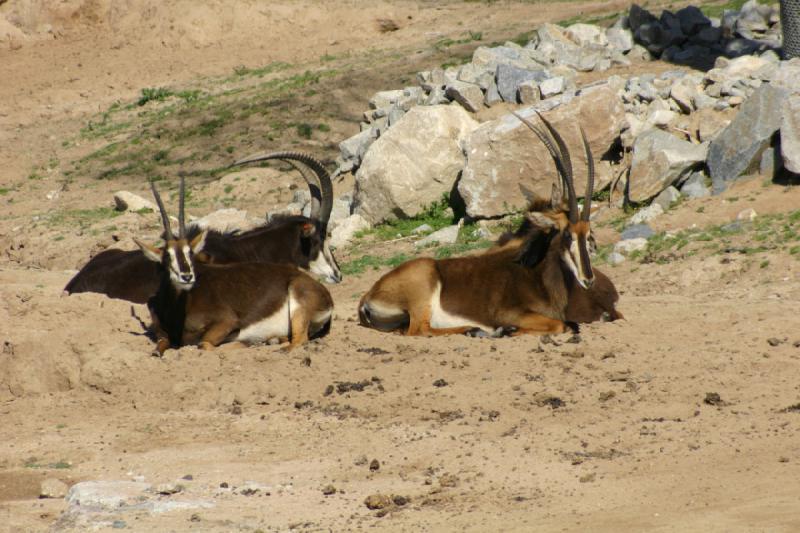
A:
<box><xmin>565</xmin><ymin>321</ymin><xmax>580</xmax><ymax>334</ymax></box>
<box><xmin>199</xmin><ymin>341</ymin><xmax>215</xmax><ymax>351</ymax></box>
<box><xmin>499</xmin><ymin>326</ymin><xmax>518</xmax><ymax>337</ymax></box>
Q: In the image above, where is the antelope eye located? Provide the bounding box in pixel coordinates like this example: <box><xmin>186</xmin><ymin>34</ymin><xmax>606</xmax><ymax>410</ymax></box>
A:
<box><xmin>562</xmin><ymin>230</ymin><xmax>572</xmax><ymax>246</ymax></box>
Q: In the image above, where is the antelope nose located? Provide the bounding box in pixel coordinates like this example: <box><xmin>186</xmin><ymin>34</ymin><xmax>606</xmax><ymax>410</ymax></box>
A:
<box><xmin>584</xmin><ymin>277</ymin><xmax>594</xmax><ymax>288</ymax></box>
<box><xmin>180</xmin><ymin>273</ymin><xmax>193</xmax><ymax>283</ymax></box>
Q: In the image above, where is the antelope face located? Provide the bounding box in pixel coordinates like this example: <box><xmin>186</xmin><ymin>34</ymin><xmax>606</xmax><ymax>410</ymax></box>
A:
<box><xmin>561</xmin><ymin>221</ymin><xmax>595</xmax><ymax>290</ymax></box>
<box><xmin>136</xmin><ymin>231</ymin><xmax>207</xmax><ymax>292</ymax></box>
<box><xmin>301</xmin><ymin>222</ymin><xmax>342</xmax><ymax>284</ymax></box>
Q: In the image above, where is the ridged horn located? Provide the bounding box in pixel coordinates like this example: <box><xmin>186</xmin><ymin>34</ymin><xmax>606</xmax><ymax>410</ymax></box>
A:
<box><xmin>149</xmin><ymin>179</ymin><xmax>174</xmax><ymax>239</ymax></box>
<box><xmin>512</xmin><ymin>111</ymin><xmax>578</xmax><ymax>223</ymax></box>
<box><xmin>178</xmin><ymin>176</ymin><xmax>186</xmax><ymax>239</ymax></box>
<box><xmin>579</xmin><ymin>126</ymin><xmax>594</xmax><ymax>221</ymax></box>
<box><xmin>230</xmin><ymin>151</ymin><xmax>333</xmax><ymax>231</ymax></box>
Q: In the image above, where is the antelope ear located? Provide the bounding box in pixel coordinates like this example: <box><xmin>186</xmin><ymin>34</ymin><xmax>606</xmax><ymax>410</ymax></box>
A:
<box><xmin>189</xmin><ymin>230</ymin><xmax>208</xmax><ymax>254</ymax></box>
<box><xmin>301</xmin><ymin>222</ymin><xmax>316</xmax><ymax>237</ymax></box>
<box><xmin>134</xmin><ymin>238</ymin><xmax>162</xmax><ymax>263</ymax></box>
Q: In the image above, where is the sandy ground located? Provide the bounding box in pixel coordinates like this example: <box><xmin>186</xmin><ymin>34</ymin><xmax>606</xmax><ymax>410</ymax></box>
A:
<box><xmin>1</xmin><ymin>1</ymin><xmax>800</xmax><ymax>532</ymax></box>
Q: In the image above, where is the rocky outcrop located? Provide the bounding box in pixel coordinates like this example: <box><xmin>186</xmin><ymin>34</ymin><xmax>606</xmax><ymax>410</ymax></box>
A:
<box><xmin>707</xmin><ymin>83</ymin><xmax>787</xmax><ymax>193</ymax></box>
<box><xmin>353</xmin><ymin>105</ymin><xmax>479</xmax><ymax>224</ymax></box>
<box><xmin>629</xmin><ymin>129</ymin><xmax>707</xmax><ymax>202</ymax></box>
<box><xmin>458</xmin><ymin>82</ymin><xmax>624</xmax><ymax>218</ymax></box>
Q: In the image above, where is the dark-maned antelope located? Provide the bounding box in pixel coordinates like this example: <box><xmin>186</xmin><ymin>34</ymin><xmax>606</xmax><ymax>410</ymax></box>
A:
<box><xmin>64</xmin><ymin>151</ymin><xmax>341</xmax><ymax>304</ymax></box>
<box><xmin>138</xmin><ymin>178</ymin><xmax>333</xmax><ymax>355</ymax></box>
<box><xmin>359</xmin><ymin>111</ymin><xmax>609</xmax><ymax>337</ymax></box>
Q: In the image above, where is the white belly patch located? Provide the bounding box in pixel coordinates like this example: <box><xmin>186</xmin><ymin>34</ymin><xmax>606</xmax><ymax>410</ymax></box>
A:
<box><xmin>236</xmin><ymin>300</ymin><xmax>290</xmax><ymax>344</ymax></box>
<box><xmin>429</xmin><ymin>283</ymin><xmax>491</xmax><ymax>330</ymax></box>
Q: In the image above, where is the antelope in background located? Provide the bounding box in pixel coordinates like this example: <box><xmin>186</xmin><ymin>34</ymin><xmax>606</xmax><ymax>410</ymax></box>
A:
<box><xmin>64</xmin><ymin>151</ymin><xmax>341</xmax><ymax>304</ymax></box>
<box><xmin>138</xmin><ymin>177</ymin><xmax>333</xmax><ymax>355</ymax></box>
<box><xmin>359</xmin><ymin>111</ymin><xmax>620</xmax><ymax>337</ymax></box>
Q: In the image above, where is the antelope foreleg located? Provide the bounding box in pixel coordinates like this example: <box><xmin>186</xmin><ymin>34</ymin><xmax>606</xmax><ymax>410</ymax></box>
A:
<box><xmin>507</xmin><ymin>313</ymin><xmax>573</xmax><ymax>336</ymax></box>
<box><xmin>199</xmin><ymin>320</ymin><xmax>238</xmax><ymax>350</ymax></box>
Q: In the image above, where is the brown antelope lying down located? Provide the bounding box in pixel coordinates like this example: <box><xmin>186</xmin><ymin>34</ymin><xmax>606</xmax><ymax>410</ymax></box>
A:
<box><xmin>64</xmin><ymin>151</ymin><xmax>341</xmax><ymax>304</ymax></box>
<box><xmin>358</xmin><ymin>111</ymin><xmax>621</xmax><ymax>337</ymax></box>
<box><xmin>138</xmin><ymin>178</ymin><xmax>333</xmax><ymax>355</ymax></box>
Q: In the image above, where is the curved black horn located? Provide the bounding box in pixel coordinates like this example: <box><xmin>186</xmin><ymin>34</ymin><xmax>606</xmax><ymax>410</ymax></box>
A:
<box><xmin>512</xmin><ymin>111</ymin><xmax>578</xmax><ymax>223</ymax></box>
<box><xmin>149</xmin><ymin>179</ymin><xmax>174</xmax><ymax>239</ymax></box>
<box><xmin>579</xmin><ymin>127</ymin><xmax>594</xmax><ymax>222</ymax></box>
<box><xmin>178</xmin><ymin>176</ymin><xmax>186</xmax><ymax>239</ymax></box>
<box><xmin>230</xmin><ymin>151</ymin><xmax>334</xmax><ymax>230</ymax></box>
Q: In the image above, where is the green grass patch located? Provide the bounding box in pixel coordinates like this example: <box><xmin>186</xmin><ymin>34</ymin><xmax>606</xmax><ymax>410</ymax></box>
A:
<box><xmin>46</xmin><ymin>207</ymin><xmax>123</xmax><ymax>230</ymax></box>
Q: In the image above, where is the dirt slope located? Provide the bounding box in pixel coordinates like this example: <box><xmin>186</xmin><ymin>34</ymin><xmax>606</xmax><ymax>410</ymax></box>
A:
<box><xmin>1</xmin><ymin>1</ymin><xmax>800</xmax><ymax>532</ymax></box>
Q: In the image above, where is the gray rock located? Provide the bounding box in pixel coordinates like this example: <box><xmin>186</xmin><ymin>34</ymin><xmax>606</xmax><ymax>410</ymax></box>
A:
<box><xmin>330</xmin><ymin>214</ymin><xmax>370</xmax><ymax>248</ymax></box>
<box><xmin>457</xmin><ymin>63</ymin><xmax>494</xmax><ymax>87</ymax></box>
<box><xmin>606</xmin><ymin>27</ymin><xmax>634</xmax><ymax>52</ymax></box>
<box><xmin>759</xmin><ymin>143</ymin><xmax>779</xmax><ymax>177</ymax></box>
<box><xmin>411</xmin><ymin>223</ymin><xmax>433</xmax><ymax>235</ymax></box>
<box><xmin>693</xmin><ymin>25</ymin><xmax>722</xmax><ymax>45</ymax></box>
<box><xmin>539</xmin><ymin>76</ymin><xmax>565</xmax><ymax>98</ymax></box>
<box><xmin>707</xmin><ymin>84</ymin><xmax>788</xmax><ymax>193</ymax></box>
<box><xmin>472</xmin><ymin>45</ymin><xmax>540</xmax><ymax>71</ymax></box>
<box><xmin>736</xmin><ymin>0</ymin><xmax>769</xmax><ymax>33</ymax></box>
<box><xmin>495</xmin><ymin>64</ymin><xmax>550</xmax><ymax>103</ymax></box>
<box><xmin>388</xmin><ymin>106</ymin><xmax>406</xmax><ymax>126</ymax></box>
<box><xmin>628</xmin><ymin>4</ymin><xmax>658</xmax><ymax>33</ymax></box>
<box><xmin>676</xmin><ymin>5</ymin><xmax>711</xmax><ymax>35</ymax></box>
<box><xmin>40</xmin><ymin>478</ymin><xmax>69</xmax><ymax>499</ymax></box>
<box><xmin>156</xmin><ymin>483</ymin><xmax>183</xmax><ymax>495</ymax></box>
<box><xmin>113</xmin><ymin>191</ymin><xmax>156</xmax><ymax>212</ymax></box>
<box><xmin>628</xmin><ymin>129</ymin><xmax>707</xmax><ymax>202</ymax></box>
<box><xmin>369</xmin><ymin>90</ymin><xmax>405</xmax><ymax>110</ymax></box>
<box><xmin>628</xmin><ymin>203</ymin><xmax>664</xmax><ymax>225</ymax></box>
<box><xmin>354</xmin><ymin>105</ymin><xmax>479</xmax><ymax>224</ymax></box>
<box><xmin>670</xmin><ymin>81</ymin><xmax>697</xmax><ymax>113</ymax></box>
<box><xmin>693</xmin><ymin>93</ymin><xmax>717</xmax><ymax>111</ymax></box>
<box><xmin>781</xmin><ymin>95</ymin><xmax>800</xmax><ymax>173</ymax></box>
<box><xmin>620</xmin><ymin>223</ymin><xmax>655</xmax><ymax>240</ymax></box>
<box><xmin>608</xmin><ymin>251</ymin><xmax>626</xmax><ymax>265</ymax></box>
<box><xmin>653</xmin><ymin>185</ymin><xmax>681</xmax><ymax>210</ymax></box>
<box><xmin>329</xmin><ymin>195</ymin><xmax>352</xmax><ymax>226</ymax></box>
<box><xmin>425</xmin><ymin>86</ymin><xmax>449</xmax><ymax>106</ymax></box>
<box><xmin>484</xmin><ymin>78</ymin><xmax>502</xmax><ymax>106</ymax></box>
<box><xmin>416</xmin><ymin>224</ymin><xmax>460</xmax><ymax>247</ymax></box>
<box><xmin>680</xmin><ymin>171</ymin><xmax>711</xmax><ymax>198</ymax></box>
<box><xmin>459</xmin><ymin>82</ymin><xmax>624</xmax><ymax>218</ymax></box>
<box><xmin>445</xmin><ymin>80</ymin><xmax>484</xmax><ymax>113</ymax></box>
<box><xmin>66</xmin><ymin>481</ymin><xmax>151</xmax><ymax>511</ymax></box>
<box><xmin>339</xmin><ymin>128</ymin><xmax>377</xmax><ymax>165</ymax></box>
<box><xmin>614</xmin><ymin>237</ymin><xmax>648</xmax><ymax>255</ymax></box>
<box><xmin>627</xmin><ymin>44</ymin><xmax>653</xmax><ymax>61</ymax></box>
<box><xmin>724</xmin><ymin>38</ymin><xmax>761</xmax><ymax>57</ymax></box>
<box><xmin>564</xmin><ymin>23</ymin><xmax>608</xmax><ymax>47</ymax></box>
<box><xmin>191</xmin><ymin>208</ymin><xmax>262</xmax><ymax>233</ymax></box>
<box><xmin>517</xmin><ymin>80</ymin><xmax>541</xmax><ymax>105</ymax></box>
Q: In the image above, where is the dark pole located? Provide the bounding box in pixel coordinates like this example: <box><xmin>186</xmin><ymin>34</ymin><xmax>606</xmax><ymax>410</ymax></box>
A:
<box><xmin>782</xmin><ymin>0</ymin><xmax>800</xmax><ymax>58</ymax></box>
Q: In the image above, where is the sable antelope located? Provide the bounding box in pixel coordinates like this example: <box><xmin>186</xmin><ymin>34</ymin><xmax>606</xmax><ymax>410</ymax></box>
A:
<box><xmin>358</xmin><ymin>111</ymin><xmax>609</xmax><ymax>337</ymax></box>
<box><xmin>64</xmin><ymin>151</ymin><xmax>341</xmax><ymax>304</ymax></box>
<box><xmin>139</xmin><ymin>178</ymin><xmax>333</xmax><ymax>355</ymax></box>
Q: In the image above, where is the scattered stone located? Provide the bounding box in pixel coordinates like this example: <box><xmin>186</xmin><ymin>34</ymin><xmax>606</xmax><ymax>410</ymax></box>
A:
<box><xmin>614</xmin><ymin>238</ymin><xmax>648</xmax><ymax>255</ymax></box>
<box><xmin>628</xmin><ymin>203</ymin><xmax>664</xmax><ymax>226</ymax></box>
<box><xmin>538</xmin><ymin>76</ymin><xmax>565</xmax><ymax>98</ymax></box>
<box><xmin>365</xmin><ymin>494</ymin><xmax>393</xmax><ymax>510</ymax></box>
<box><xmin>445</xmin><ymin>81</ymin><xmax>484</xmax><ymax>113</ymax></box>
<box><xmin>113</xmin><ymin>191</ymin><xmax>156</xmax><ymax>213</ymax></box>
<box><xmin>392</xmin><ymin>495</ymin><xmax>409</xmax><ymax>506</ymax></box>
<box><xmin>781</xmin><ymin>95</ymin><xmax>800</xmax><ymax>174</ymax></box>
<box><xmin>415</xmin><ymin>224</ymin><xmax>460</xmax><ymax>248</ymax></box>
<box><xmin>736</xmin><ymin>208</ymin><xmax>757</xmax><ymax>221</ymax></box>
<box><xmin>411</xmin><ymin>223</ymin><xmax>433</xmax><ymax>235</ymax></box>
<box><xmin>653</xmin><ymin>186</ymin><xmax>681</xmax><ymax>211</ymax></box>
<box><xmin>607</xmin><ymin>251</ymin><xmax>626</xmax><ymax>265</ymax></box>
<box><xmin>40</xmin><ymin>478</ymin><xmax>69</xmax><ymax>499</ymax></box>
<box><xmin>767</xmin><ymin>337</ymin><xmax>783</xmax><ymax>347</ymax></box>
<box><xmin>322</xmin><ymin>485</ymin><xmax>336</xmax><ymax>496</ymax></box>
<box><xmin>533</xmin><ymin>392</ymin><xmax>566</xmax><ymax>409</ymax></box>
<box><xmin>707</xmin><ymin>84</ymin><xmax>788</xmax><ymax>194</ymax></box>
<box><xmin>339</xmin><ymin>128</ymin><xmax>377</xmax><ymax>167</ymax></box>
<box><xmin>620</xmin><ymin>223</ymin><xmax>654</xmax><ymax>240</ymax></box>
<box><xmin>438</xmin><ymin>473</ymin><xmax>459</xmax><ymax>487</ymax></box>
<box><xmin>579</xmin><ymin>472</ymin><xmax>597</xmax><ymax>483</ymax></box>
<box><xmin>495</xmin><ymin>64</ymin><xmax>550</xmax><ymax>103</ymax></box>
<box><xmin>369</xmin><ymin>459</ymin><xmax>381</xmax><ymax>471</ymax></box>
<box><xmin>565</xmin><ymin>23</ymin><xmax>608</xmax><ymax>47</ymax></box>
<box><xmin>703</xmin><ymin>392</ymin><xmax>725</xmax><ymax>406</ymax></box>
<box><xmin>329</xmin><ymin>214</ymin><xmax>370</xmax><ymax>248</ymax></box>
<box><xmin>606</xmin><ymin>27</ymin><xmax>634</xmax><ymax>52</ymax></box>
<box><xmin>680</xmin><ymin>171</ymin><xmax>711</xmax><ymax>198</ymax></box>
<box><xmin>628</xmin><ymin>129</ymin><xmax>707</xmax><ymax>202</ymax></box>
<box><xmin>517</xmin><ymin>80</ymin><xmax>541</xmax><ymax>105</ymax></box>
<box><xmin>156</xmin><ymin>483</ymin><xmax>183</xmax><ymax>495</ymax></box>
<box><xmin>355</xmin><ymin>105</ymin><xmax>478</xmax><ymax>224</ymax></box>
<box><xmin>66</xmin><ymin>481</ymin><xmax>151</xmax><ymax>511</ymax></box>
<box><xmin>433</xmin><ymin>378</ymin><xmax>448</xmax><ymax>387</ymax></box>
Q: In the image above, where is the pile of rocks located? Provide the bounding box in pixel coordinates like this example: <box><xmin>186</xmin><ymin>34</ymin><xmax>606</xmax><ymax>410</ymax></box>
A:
<box><xmin>316</xmin><ymin>4</ymin><xmax>799</xmax><ymax>251</ymax></box>
<box><xmin>629</xmin><ymin>1</ymin><xmax>782</xmax><ymax>62</ymax></box>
